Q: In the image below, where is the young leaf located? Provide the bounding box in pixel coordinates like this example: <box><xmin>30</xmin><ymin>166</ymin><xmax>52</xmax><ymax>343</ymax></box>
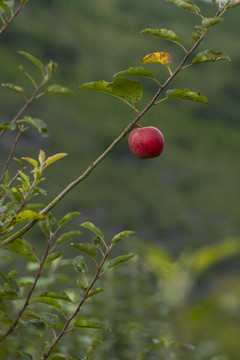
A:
<box><xmin>166</xmin><ymin>88</ymin><xmax>209</xmax><ymax>104</ymax></box>
<box><xmin>38</xmin><ymin>150</ymin><xmax>45</xmax><ymax>167</ymax></box>
<box><xmin>142</xmin><ymin>52</ymin><xmax>172</xmax><ymax>67</ymax></box>
<box><xmin>113</xmin><ymin>67</ymin><xmax>155</xmax><ymax>79</ymax></box>
<box><xmin>39</xmin><ymin>291</ymin><xmax>72</xmax><ymax>302</ymax></box>
<box><xmin>56</xmin><ymin>230</ymin><xmax>82</xmax><ymax>245</ymax></box>
<box><xmin>0</xmin><ymin>122</ymin><xmax>16</xmax><ymax>131</ymax></box>
<box><xmin>30</xmin><ymin>296</ymin><xmax>61</xmax><ymax>310</ymax></box>
<box><xmin>17</xmin><ymin>116</ymin><xmax>48</xmax><ymax>138</ymax></box>
<box><xmin>164</xmin><ymin>0</ymin><xmax>201</xmax><ymax>15</ymax></box>
<box><xmin>71</xmin><ymin>243</ymin><xmax>97</xmax><ymax>258</ymax></box>
<box><xmin>18</xmin><ymin>51</ymin><xmax>45</xmax><ymax>75</ymax></box>
<box><xmin>202</xmin><ymin>17</ymin><xmax>223</xmax><ymax>29</ymax></box>
<box><xmin>45</xmin><ymin>251</ymin><xmax>62</xmax><ymax>264</ymax></box>
<box><xmin>73</xmin><ymin>255</ymin><xmax>88</xmax><ymax>273</ymax></box>
<box><xmin>14</xmin><ymin>210</ymin><xmax>46</xmax><ymax>224</ymax></box>
<box><xmin>111</xmin><ymin>230</ymin><xmax>136</xmax><ymax>245</ymax></box>
<box><xmin>21</xmin><ymin>156</ymin><xmax>38</xmax><ymax>167</ymax></box>
<box><xmin>192</xmin><ymin>49</ymin><xmax>231</xmax><ymax>64</ymax></box>
<box><xmin>45</xmin><ymin>153</ymin><xmax>67</xmax><ymax>167</ymax></box>
<box><xmin>45</xmin><ymin>84</ymin><xmax>74</xmax><ymax>96</ymax></box>
<box><xmin>80</xmin><ymin>222</ymin><xmax>104</xmax><ymax>239</ymax></box>
<box><xmin>86</xmin><ymin>287</ymin><xmax>104</xmax><ymax>299</ymax></box>
<box><xmin>1</xmin><ymin>83</ymin><xmax>24</xmax><ymax>95</ymax></box>
<box><xmin>73</xmin><ymin>318</ymin><xmax>110</xmax><ymax>331</ymax></box>
<box><xmin>57</xmin><ymin>212</ymin><xmax>81</xmax><ymax>229</ymax></box>
<box><xmin>3</xmin><ymin>238</ymin><xmax>38</xmax><ymax>261</ymax></box>
<box><xmin>106</xmin><ymin>253</ymin><xmax>135</xmax><ymax>270</ymax></box>
<box><xmin>141</xmin><ymin>28</ymin><xmax>181</xmax><ymax>44</ymax></box>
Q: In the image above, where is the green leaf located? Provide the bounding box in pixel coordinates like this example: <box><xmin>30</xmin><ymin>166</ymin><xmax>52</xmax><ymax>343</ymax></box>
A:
<box><xmin>79</xmin><ymin>78</ymin><xmax>143</xmax><ymax>102</ymax></box>
<box><xmin>1</xmin><ymin>83</ymin><xmax>24</xmax><ymax>95</ymax></box>
<box><xmin>166</xmin><ymin>88</ymin><xmax>209</xmax><ymax>104</ymax></box>
<box><xmin>3</xmin><ymin>238</ymin><xmax>37</xmax><ymax>261</ymax></box>
<box><xmin>111</xmin><ymin>230</ymin><xmax>136</xmax><ymax>245</ymax></box>
<box><xmin>30</xmin><ymin>296</ymin><xmax>61</xmax><ymax>310</ymax></box>
<box><xmin>141</xmin><ymin>28</ymin><xmax>181</xmax><ymax>44</ymax></box>
<box><xmin>73</xmin><ymin>255</ymin><xmax>88</xmax><ymax>273</ymax></box>
<box><xmin>21</xmin><ymin>156</ymin><xmax>38</xmax><ymax>167</ymax></box>
<box><xmin>17</xmin><ymin>116</ymin><xmax>48</xmax><ymax>138</ymax></box>
<box><xmin>113</xmin><ymin>67</ymin><xmax>155</xmax><ymax>79</ymax></box>
<box><xmin>45</xmin><ymin>153</ymin><xmax>67</xmax><ymax>166</ymax></box>
<box><xmin>0</xmin><ymin>122</ymin><xmax>16</xmax><ymax>131</ymax></box>
<box><xmin>192</xmin><ymin>49</ymin><xmax>231</xmax><ymax>64</ymax></box>
<box><xmin>14</xmin><ymin>210</ymin><xmax>46</xmax><ymax>224</ymax></box>
<box><xmin>45</xmin><ymin>84</ymin><xmax>73</xmax><ymax>95</ymax></box>
<box><xmin>86</xmin><ymin>287</ymin><xmax>104</xmax><ymax>299</ymax></box>
<box><xmin>183</xmin><ymin>237</ymin><xmax>240</xmax><ymax>276</ymax></box>
<box><xmin>71</xmin><ymin>243</ymin><xmax>97</xmax><ymax>258</ymax></box>
<box><xmin>73</xmin><ymin>318</ymin><xmax>110</xmax><ymax>331</ymax></box>
<box><xmin>164</xmin><ymin>0</ymin><xmax>201</xmax><ymax>15</ymax></box>
<box><xmin>57</xmin><ymin>212</ymin><xmax>81</xmax><ymax>229</ymax></box>
<box><xmin>202</xmin><ymin>17</ymin><xmax>224</xmax><ymax>29</ymax></box>
<box><xmin>37</xmin><ymin>312</ymin><xmax>59</xmax><ymax>326</ymax></box>
<box><xmin>106</xmin><ymin>253</ymin><xmax>135</xmax><ymax>270</ymax></box>
<box><xmin>0</xmin><ymin>273</ymin><xmax>20</xmax><ymax>296</ymax></box>
<box><xmin>56</xmin><ymin>230</ymin><xmax>82</xmax><ymax>245</ymax></box>
<box><xmin>18</xmin><ymin>51</ymin><xmax>45</xmax><ymax>75</ymax></box>
<box><xmin>22</xmin><ymin>319</ymin><xmax>47</xmax><ymax>335</ymax></box>
<box><xmin>39</xmin><ymin>291</ymin><xmax>72</xmax><ymax>302</ymax></box>
<box><xmin>45</xmin><ymin>251</ymin><xmax>62</xmax><ymax>264</ymax></box>
<box><xmin>92</xmin><ymin>236</ymin><xmax>104</xmax><ymax>250</ymax></box>
<box><xmin>80</xmin><ymin>222</ymin><xmax>104</xmax><ymax>239</ymax></box>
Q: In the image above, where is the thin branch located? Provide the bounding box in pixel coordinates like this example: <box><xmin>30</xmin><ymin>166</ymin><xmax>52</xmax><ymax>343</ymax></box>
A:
<box><xmin>40</xmin><ymin>246</ymin><xmax>111</xmax><ymax>360</ymax></box>
<box><xmin>0</xmin><ymin>127</ymin><xmax>24</xmax><ymax>184</ymax></box>
<box><xmin>0</xmin><ymin>76</ymin><xmax>48</xmax><ymax>139</ymax></box>
<box><xmin>0</xmin><ymin>232</ymin><xmax>55</xmax><ymax>343</ymax></box>
<box><xmin>0</xmin><ymin>29</ymin><xmax>209</xmax><ymax>248</ymax></box>
<box><xmin>0</xmin><ymin>6</ymin><xmax>226</xmax><ymax>247</ymax></box>
<box><xmin>0</xmin><ymin>0</ymin><xmax>27</xmax><ymax>36</ymax></box>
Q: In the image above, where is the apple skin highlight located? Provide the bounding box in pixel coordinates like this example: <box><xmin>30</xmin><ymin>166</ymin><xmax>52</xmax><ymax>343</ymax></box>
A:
<box><xmin>128</xmin><ymin>126</ymin><xmax>164</xmax><ymax>159</ymax></box>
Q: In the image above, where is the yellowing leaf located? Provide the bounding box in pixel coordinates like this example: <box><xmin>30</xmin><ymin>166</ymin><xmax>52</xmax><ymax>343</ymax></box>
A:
<box><xmin>142</xmin><ymin>52</ymin><xmax>172</xmax><ymax>67</ymax></box>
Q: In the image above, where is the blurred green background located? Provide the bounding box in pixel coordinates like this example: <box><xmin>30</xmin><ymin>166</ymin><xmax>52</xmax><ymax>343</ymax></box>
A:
<box><xmin>1</xmin><ymin>0</ymin><xmax>240</xmax><ymax>358</ymax></box>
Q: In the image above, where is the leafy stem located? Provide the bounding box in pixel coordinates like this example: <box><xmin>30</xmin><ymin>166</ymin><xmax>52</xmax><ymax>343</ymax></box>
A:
<box><xmin>0</xmin><ymin>6</ymin><xmax>227</xmax><ymax>247</ymax></box>
<box><xmin>40</xmin><ymin>245</ymin><xmax>112</xmax><ymax>360</ymax></box>
<box><xmin>0</xmin><ymin>25</ymin><xmax>210</xmax><ymax>248</ymax></box>
<box><xmin>0</xmin><ymin>76</ymin><xmax>49</xmax><ymax>139</ymax></box>
<box><xmin>0</xmin><ymin>126</ymin><xmax>25</xmax><ymax>184</ymax></box>
<box><xmin>0</xmin><ymin>0</ymin><xmax>28</xmax><ymax>36</ymax></box>
<box><xmin>0</xmin><ymin>231</ymin><xmax>56</xmax><ymax>343</ymax></box>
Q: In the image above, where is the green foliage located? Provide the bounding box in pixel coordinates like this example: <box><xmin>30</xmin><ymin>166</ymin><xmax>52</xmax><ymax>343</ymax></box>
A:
<box><xmin>0</xmin><ymin>0</ymin><xmax>239</xmax><ymax>359</ymax></box>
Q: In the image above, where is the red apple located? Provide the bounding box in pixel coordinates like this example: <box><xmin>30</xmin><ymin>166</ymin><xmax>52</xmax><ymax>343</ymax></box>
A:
<box><xmin>128</xmin><ymin>126</ymin><xmax>164</xmax><ymax>159</ymax></box>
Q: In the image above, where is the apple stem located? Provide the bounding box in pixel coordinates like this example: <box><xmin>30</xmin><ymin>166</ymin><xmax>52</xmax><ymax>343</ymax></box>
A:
<box><xmin>135</xmin><ymin>124</ymin><xmax>143</xmax><ymax>128</ymax></box>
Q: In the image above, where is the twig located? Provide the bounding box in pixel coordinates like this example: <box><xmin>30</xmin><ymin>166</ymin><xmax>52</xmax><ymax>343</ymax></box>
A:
<box><xmin>0</xmin><ymin>232</ymin><xmax>55</xmax><ymax>343</ymax></box>
<box><xmin>0</xmin><ymin>28</ymin><xmax>209</xmax><ymax>248</ymax></box>
<box><xmin>0</xmin><ymin>128</ymin><xmax>24</xmax><ymax>184</ymax></box>
<box><xmin>40</xmin><ymin>246</ymin><xmax>111</xmax><ymax>360</ymax></box>
<box><xmin>0</xmin><ymin>0</ymin><xmax>27</xmax><ymax>36</ymax></box>
<box><xmin>0</xmin><ymin>76</ymin><xmax>48</xmax><ymax>139</ymax></box>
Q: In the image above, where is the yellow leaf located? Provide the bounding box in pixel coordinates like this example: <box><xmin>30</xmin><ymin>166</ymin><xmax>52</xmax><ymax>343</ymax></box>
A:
<box><xmin>141</xmin><ymin>52</ymin><xmax>172</xmax><ymax>67</ymax></box>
